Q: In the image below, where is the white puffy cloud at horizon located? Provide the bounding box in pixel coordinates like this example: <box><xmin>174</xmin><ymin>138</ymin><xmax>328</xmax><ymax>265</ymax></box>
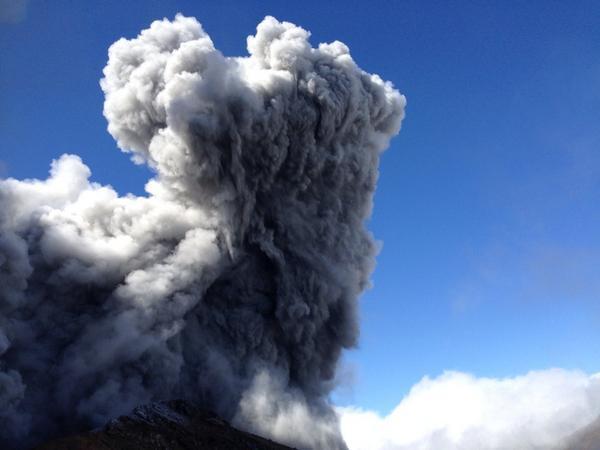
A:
<box><xmin>339</xmin><ymin>368</ymin><xmax>600</xmax><ymax>450</ymax></box>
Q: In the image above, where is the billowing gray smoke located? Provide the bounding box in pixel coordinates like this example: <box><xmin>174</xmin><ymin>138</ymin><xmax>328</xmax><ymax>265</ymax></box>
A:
<box><xmin>0</xmin><ymin>15</ymin><xmax>405</xmax><ymax>449</ymax></box>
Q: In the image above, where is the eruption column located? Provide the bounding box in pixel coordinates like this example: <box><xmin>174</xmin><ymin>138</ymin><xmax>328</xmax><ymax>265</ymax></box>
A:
<box><xmin>0</xmin><ymin>15</ymin><xmax>405</xmax><ymax>449</ymax></box>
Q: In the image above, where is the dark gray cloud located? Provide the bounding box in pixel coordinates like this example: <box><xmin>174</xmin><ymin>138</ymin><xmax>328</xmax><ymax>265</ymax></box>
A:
<box><xmin>0</xmin><ymin>14</ymin><xmax>405</xmax><ymax>449</ymax></box>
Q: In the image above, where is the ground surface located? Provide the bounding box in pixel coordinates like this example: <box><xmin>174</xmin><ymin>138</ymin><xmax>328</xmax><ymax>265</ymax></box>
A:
<box><xmin>34</xmin><ymin>400</ymin><xmax>294</xmax><ymax>450</ymax></box>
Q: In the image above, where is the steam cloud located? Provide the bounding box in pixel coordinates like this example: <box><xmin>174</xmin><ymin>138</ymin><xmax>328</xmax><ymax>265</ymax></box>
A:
<box><xmin>0</xmin><ymin>14</ymin><xmax>405</xmax><ymax>449</ymax></box>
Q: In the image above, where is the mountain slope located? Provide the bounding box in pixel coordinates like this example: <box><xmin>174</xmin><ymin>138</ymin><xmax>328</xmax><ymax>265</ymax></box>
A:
<box><xmin>557</xmin><ymin>415</ymin><xmax>600</xmax><ymax>450</ymax></box>
<box><xmin>34</xmin><ymin>400</ymin><xmax>295</xmax><ymax>450</ymax></box>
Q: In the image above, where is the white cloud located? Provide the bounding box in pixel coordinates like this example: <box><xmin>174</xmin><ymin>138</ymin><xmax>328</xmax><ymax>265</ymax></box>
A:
<box><xmin>338</xmin><ymin>369</ymin><xmax>600</xmax><ymax>450</ymax></box>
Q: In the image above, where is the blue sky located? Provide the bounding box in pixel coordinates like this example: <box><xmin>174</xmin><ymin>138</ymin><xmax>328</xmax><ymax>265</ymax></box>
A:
<box><xmin>2</xmin><ymin>0</ymin><xmax>600</xmax><ymax>417</ymax></box>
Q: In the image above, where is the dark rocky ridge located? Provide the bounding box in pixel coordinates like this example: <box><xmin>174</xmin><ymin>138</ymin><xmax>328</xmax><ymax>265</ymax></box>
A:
<box><xmin>34</xmin><ymin>400</ymin><xmax>295</xmax><ymax>450</ymax></box>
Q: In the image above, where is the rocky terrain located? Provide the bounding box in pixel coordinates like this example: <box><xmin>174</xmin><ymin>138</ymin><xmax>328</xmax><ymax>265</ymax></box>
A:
<box><xmin>34</xmin><ymin>400</ymin><xmax>294</xmax><ymax>450</ymax></box>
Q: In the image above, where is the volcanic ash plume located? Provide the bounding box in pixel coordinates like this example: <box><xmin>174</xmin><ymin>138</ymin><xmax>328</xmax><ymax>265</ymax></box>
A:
<box><xmin>0</xmin><ymin>14</ymin><xmax>405</xmax><ymax>449</ymax></box>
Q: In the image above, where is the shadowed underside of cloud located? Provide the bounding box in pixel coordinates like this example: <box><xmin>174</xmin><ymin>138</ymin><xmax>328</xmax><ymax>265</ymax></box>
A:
<box><xmin>338</xmin><ymin>369</ymin><xmax>600</xmax><ymax>450</ymax></box>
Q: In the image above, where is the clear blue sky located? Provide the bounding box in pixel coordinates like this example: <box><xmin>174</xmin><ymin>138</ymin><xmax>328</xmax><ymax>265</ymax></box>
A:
<box><xmin>2</xmin><ymin>0</ymin><xmax>600</xmax><ymax>415</ymax></box>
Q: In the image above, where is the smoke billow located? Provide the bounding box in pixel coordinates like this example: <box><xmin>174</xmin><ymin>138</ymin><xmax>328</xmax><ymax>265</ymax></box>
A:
<box><xmin>0</xmin><ymin>14</ymin><xmax>405</xmax><ymax>449</ymax></box>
